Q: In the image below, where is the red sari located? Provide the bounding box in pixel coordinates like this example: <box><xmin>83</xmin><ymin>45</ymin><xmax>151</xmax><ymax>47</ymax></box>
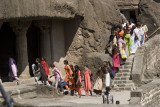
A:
<box><xmin>41</xmin><ymin>60</ymin><xmax>50</xmax><ymax>82</ymax></box>
<box><xmin>83</xmin><ymin>70</ymin><xmax>92</xmax><ymax>95</ymax></box>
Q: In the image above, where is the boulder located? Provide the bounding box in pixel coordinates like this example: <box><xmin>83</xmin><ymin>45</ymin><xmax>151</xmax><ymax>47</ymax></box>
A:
<box><xmin>139</xmin><ymin>0</ymin><xmax>160</xmax><ymax>36</ymax></box>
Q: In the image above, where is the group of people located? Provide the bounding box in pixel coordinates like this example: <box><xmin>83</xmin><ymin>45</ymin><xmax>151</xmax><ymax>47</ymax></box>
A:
<box><xmin>107</xmin><ymin>19</ymin><xmax>148</xmax><ymax>73</ymax></box>
<box><xmin>7</xmin><ymin>18</ymin><xmax>148</xmax><ymax>105</ymax></box>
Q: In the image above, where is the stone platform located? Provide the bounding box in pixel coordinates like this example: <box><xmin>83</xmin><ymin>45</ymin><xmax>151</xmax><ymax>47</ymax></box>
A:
<box><xmin>0</xmin><ymin>82</ymin><xmax>133</xmax><ymax>107</ymax></box>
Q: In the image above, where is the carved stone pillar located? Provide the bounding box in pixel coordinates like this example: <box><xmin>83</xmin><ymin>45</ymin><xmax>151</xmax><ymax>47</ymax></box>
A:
<box><xmin>51</xmin><ymin>20</ymin><xmax>65</xmax><ymax>62</ymax></box>
<box><xmin>35</xmin><ymin>21</ymin><xmax>52</xmax><ymax>65</ymax></box>
<box><xmin>10</xmin><ymin>21</ymin><xmax>31</xmax><ymax>79</ymax></box>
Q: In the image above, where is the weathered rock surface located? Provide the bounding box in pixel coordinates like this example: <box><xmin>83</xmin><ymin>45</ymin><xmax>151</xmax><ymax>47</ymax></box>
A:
<box><xmin>139</xmin><ymin>0</ymin><xmax>160</xmax><ymax>36</ymax></box>
<box><xmin>132</xmin><ymin>34</ymin><xmax>160</xmax><ymax>85</ymax></box>
<box><xmin>0</xmin><ymin>0</ymin><xmax>121</xmax><ymax>77</ymax></box>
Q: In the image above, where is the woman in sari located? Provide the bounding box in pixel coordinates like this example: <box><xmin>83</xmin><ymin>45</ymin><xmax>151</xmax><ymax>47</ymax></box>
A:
<box><xmin>64</xmin><ymin>60</ymin><xmax>74</xmax><ymax>92</ymax></box>
<box><xmin>93</xmin><ymin>67</ymin><xmax>103</xmax><ymax>96</ymax></box>
<box><xmin>83</xmin><ymin>65</ymin><xmax>92</xmax><ymax>96</ymax></box>
<box><xmin>112</xmin><ymin>46</ymin><xmax>120</xmax><ymax>73</ymax></box>
<box><xmin>74</xmin><ymin>65</ymin><xmax>82</xmax><ymax>98</ymax></box>
<box><xmin>35</xmin><ymin>58</ymin><xmax>50</xmax><ymax>86</ymax></box>
<box><xmin>9</xmin><ymin>58</ymin><xmax>19</xmax><ymax>85</ymax></box>
<box><xmin>41</xmin><ymin>57</ymin><xmax>51</xmax><ymax>83</ymax></box>
<box><xmin>123</xmin><ymin>29</ymin><xmax>132</xmax><ymax>56</ymax></box>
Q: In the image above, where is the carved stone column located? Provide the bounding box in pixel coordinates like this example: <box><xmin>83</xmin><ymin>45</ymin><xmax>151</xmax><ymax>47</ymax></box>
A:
<box><xmin>35</xmin><ymin>20</ymin><xmax>52</xmax><ymax>65</ymax></box>
<box><xmin>51</xmin><ymin>20</ymin><xmax>65</xmax><ymax>62</ymax></box>
<box><xmin>10</xmin><ymin>21</ymin><xmax>31</xmax><ymax>79</ymax></box>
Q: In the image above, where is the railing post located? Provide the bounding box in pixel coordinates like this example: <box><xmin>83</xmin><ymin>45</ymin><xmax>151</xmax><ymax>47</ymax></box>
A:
<box><xmin>0</xmin><ymin>83</ymin><xmax>14</xmax><ymax>107</ymax></box>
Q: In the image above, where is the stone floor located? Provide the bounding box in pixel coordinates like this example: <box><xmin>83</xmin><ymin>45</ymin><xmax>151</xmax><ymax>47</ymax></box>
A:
<box><xmin>0</xmin><ymin>82</ymin><xmax>132</xmax><ymax>107</ymax></box>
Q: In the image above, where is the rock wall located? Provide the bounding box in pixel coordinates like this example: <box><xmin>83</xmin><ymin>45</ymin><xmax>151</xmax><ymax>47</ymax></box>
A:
<box><xmin>132</xmin><ymin>34</ymin><xmax>160</xmax><ymax>85</ymax></box>
<box><xmin>130</xmin><ymin>80</ymin><xmax>160</xmax><ymax>106</ymax></box>
<box><xmin>0</xmin><ymin>0</ymin><xmax>121</xmax><ymax>77</ymax></box>
<box><xmin>139</xmin><ymin>0</ymin><xmax>160</xmax><ymax>36</ymax></box>
<box><xmin>65</xmin><ymin>0</ymin><xmax>121</xmax><ymax>76</ymax></box>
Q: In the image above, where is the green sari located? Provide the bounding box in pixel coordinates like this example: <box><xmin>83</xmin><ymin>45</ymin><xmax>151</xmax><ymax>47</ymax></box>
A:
<box><xmin>123</xmin><ymin>34</ymin><xmax>132</xmax><ymax>56</ymax></box>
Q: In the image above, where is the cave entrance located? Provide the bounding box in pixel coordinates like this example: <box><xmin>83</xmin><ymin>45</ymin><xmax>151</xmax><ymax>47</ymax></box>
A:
<box><xmin>121</xmin><ymin>10</ymin><xmax>138</xmax><ymax>23</ymax></box>
<box><xmin>0</xmin><ymin>22</ymin><xmax>16</xmax><ymax>82</ymax></box>
<box><xmin>26</xmin><ymin>23</ymin><xmax>40</xmax><ymax>77</ymax></box>
<box><xmin>130</xmin><ymin>10</ymin><xmax>137</xmax><ymax>23</ymax></box>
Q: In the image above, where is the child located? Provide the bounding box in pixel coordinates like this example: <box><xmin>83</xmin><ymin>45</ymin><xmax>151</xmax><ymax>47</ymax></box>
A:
<box><xmin>102</xmin><ymin>87</ymin><xmax>114</xmax><ymax>104</ymax></box>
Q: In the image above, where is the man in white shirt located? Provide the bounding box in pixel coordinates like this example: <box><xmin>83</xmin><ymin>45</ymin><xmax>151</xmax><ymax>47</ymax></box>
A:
<box><xmin>129</xmin><ymin>19</ymin><xmax>135</xmax><ymax>28</ymax></box>
<box><xmin>122</xmin><ymin>19</ymin><xmax>126</xmax><ymax>28</ymax></box>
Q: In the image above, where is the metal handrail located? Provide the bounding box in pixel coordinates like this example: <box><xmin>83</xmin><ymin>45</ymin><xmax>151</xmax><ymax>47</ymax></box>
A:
<box><xmin>146</xmin><ymin>27</ymin><xmax>160</xmax><ymax>41</ymax></box>
<box><xmin>0</xmin><ymin>83</ymin><xmax>14</xmax><ymax>107</ymax></box>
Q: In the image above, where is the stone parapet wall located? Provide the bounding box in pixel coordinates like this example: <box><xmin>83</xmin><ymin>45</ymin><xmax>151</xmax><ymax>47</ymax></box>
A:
<box><xmin>132</xmin><ymin>34</ymin><xmax>160</xmax><ymax>85</ymax></box>
<box><xmin>130</xmin><ymin>80</ymin><xmax>160</xmax><ymax>106</ymax></box>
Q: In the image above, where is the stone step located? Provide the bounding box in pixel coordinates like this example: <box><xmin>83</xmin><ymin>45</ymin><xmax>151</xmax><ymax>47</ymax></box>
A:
<box><xmin>120</xmin><ymin>65</ymin><xmax>132</xmax><ymax>69</ymax></box>
<box><xmin>114</xmin><ymin>76</ymin><xmax>130</xmax><ymax>80</ymax></box>
<box><xmin>113</xmin><ymin>84</ymin><xmax>135</xmax><ymax>91</ymax></box>
<box><xmin>2</xmin><ymin>78</ymin><xmax>35</xmax><ymax>87</ymax></box>
<box><xmin>115</xmin><ymin>73</ymin><xmax>130</xmax><ymax>77</ymax></box>
<box><xmin>119</xmin><ymin>69</ymin><xmax>131</xmax><ymax>72</ymax></box>
<box><xmin>115</xmin><ymin>83</ymin><xmax>134</xmax><ymax>87</ymax></box>
<box><xmin>114</xmin><ymin>80</ymin><xmax>133</xmax><ymax>84</ymax></box>
<box><xmin>122</xmin><ymin>62</ymin><xmax>133</xmax><ymax>65</ymax></box>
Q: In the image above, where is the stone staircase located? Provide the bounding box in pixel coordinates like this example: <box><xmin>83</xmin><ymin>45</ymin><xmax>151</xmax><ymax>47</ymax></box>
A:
<box><xmin>113</xmin><ymin>55</ymin><xmax>136</xmax><ymax>91</ymax></box>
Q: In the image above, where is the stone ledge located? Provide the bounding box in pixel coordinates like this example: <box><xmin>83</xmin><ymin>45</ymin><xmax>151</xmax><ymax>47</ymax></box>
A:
<box><xmin>130</xmin><ymin>80</ymin><xmax>160</xmax><ymax>106</ymax></box>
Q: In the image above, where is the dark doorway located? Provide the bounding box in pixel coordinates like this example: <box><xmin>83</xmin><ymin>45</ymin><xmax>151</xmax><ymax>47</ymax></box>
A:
<box><xmin>0</xmin><ymin>22</ymin><xmax>16</xmax><ymax>82</ymax></box>
<box><xmin>27</xmin><ymin>23</ymin><xmax>40</xmax><ymax>77</ymax></box>
<box><xmin>130</xmin><ymin>11</ymin><xmax>137</xmax><ymax>23</ymax></box>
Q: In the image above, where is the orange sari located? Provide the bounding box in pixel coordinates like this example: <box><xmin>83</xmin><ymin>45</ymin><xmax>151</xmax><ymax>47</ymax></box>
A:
<box><xmin>64</xmin><ymin>65</ymin><xmax>73</xmax><ymax>90</ymax></box>
<box><xmin>119</xmin><ymin>30</ymin><xmax>124</xmax><ymax>39</ymax></box>
<box><xmin>83</xmin><ymin>70</ymin><xmax>92</xmax><ymax>95</ymax></box>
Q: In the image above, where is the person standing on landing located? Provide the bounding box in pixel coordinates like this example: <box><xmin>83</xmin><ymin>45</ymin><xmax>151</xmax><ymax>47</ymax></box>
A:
<box><xmin>83</xmin><ymin>65</ymin><xmax>92</xmax><ymax>96</ymax></box>
<box><xmin>35</xmin><ymin>58</ymin><xmax>50</xmax><ymax>86</ymax></box>
<box><xmin>9</xmin><ymin>58</ymin><xmax>19</xmax><ymax>85</ymax></box>
<box><xmin>50</xmin><ymin>64</ymin><xmax>62</xmax><ymax>88</ymax></box>
<box><xmin>93</xmin><ymin>67</ymin><xmax>103</xmax><ymax>96</ymax></box>
<box><xmin>41</xmin><ymin>57</ymin><xmax>51</xmax><ymax>84</ymax></box>
<box><xmin>74</xmin><ymin>65</ymin><xmax>82</xmax><ymax>98</ymax></box>
<box><xmin>64</xmin><ymin>60</ymin><xmax>74</xmax><ymax>93</ymax></box>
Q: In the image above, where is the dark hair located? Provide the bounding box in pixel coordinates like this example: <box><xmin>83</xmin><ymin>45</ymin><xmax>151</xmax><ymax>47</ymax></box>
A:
<box><xmin>70</xmin><ymin>65</ymin><xmax>74</xmax><ymax>71</ymax></box>
<box><xmin>64</xmin><ymin>60</ymin><xmax>68</xmax><ymax>64</ymax></box>
<box><xmin>130</xmin><ymin>26</ymin><xmax>136</xmax><ymax>35</ymax></box>
<box><xmin>42</xmin><ymin>57</ymin><xmax>46</xmax><ymax>61</ymax></box>
<box><xmin>106</xmin><ymin>87</ymin><xmax>111</xmax><ymax>91</ymax></box>
<box><xmin>36</xmin><ymin>58</ymin><xmax>40</xmax><ymax>63</ymax></box>
<box><xmin>136</xmin><ymin>23</ymin><xmax>141</xmax><ymax>28</ymax></box>
<box><xmin>116</xmin><ymin>101</ymin><xmax>120</xmax><ymax>105</ymax></box>
<box><xmin>85</xmin><ymin>65</ymin><xmax>88</xmax><ymax>68</ymax></box>
<box><xmin>51</xmin><ymin>64</ymin><xmax>55</xmax><ymax>68</ymax></box>
<box><xmin>75</xmin><ymin>65</ymin><xmax>80</xmax><ymax>70</ymax></box>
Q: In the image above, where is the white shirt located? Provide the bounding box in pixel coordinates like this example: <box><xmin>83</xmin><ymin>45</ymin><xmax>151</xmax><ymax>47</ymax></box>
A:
<box><xmin>129</xmin><ymin>23</ymin><xmax>135</xmax><ymax>28</ymax></box>
<box><xmin>122</xmin><ymin>23</ymin><xmax>126</xmax><ymax>28</ymax></box>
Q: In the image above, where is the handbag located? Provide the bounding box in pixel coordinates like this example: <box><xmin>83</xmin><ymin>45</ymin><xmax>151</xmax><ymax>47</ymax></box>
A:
<box><xmin>120</xmin><ymin>49</ymin><xmax>127</xmax><ymax>59</ymax></box>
